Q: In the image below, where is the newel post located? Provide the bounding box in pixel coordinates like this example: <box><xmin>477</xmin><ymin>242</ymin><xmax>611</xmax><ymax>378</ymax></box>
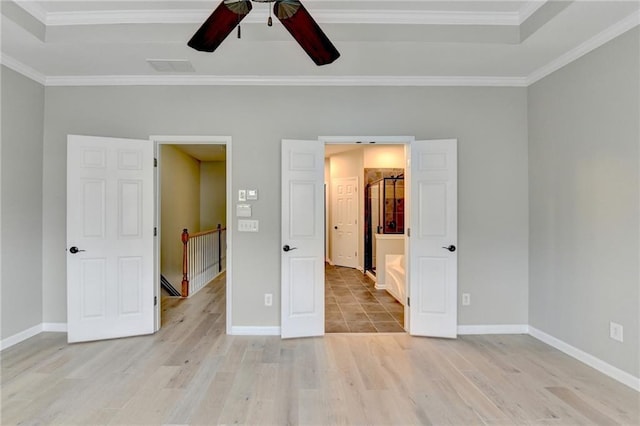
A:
<box><xmin>181</xmin><ymin>228</ymin><xmax>189</xmax><ymax>297</ymax></box>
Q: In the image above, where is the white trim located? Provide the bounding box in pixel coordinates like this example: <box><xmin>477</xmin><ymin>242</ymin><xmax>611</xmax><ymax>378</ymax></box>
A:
<box><xmin>518</xmin><ymin>0</ymin><xmax>547</xmax><ymax>24</ymax></box>
<box><xmin>321</xmin><ymin>136</ymin><xmax>416</xmax><ymax>144</ymax></box>
<box><xmin>366</xmin><ymin>270</ymin><xmax>377</xmax><ymax>283</ymax></box>
<box><xmin>36</xmin><ymin>9</ymin><xmax>520</xmax><ymax>27</ymax></box>
<box><xmin>529</xmin><ymin>327</ymin><xmax>640</xmax><ymax>392</ymax></box>
<box><xmin>0</xmin><ymin>324</ymin><xmax>43</xmax><ymax>351</ymax></box>
<box><xmin>44</xmin><ymin>75</ymin><xmax>529</xmax><ymax>88</ymax></box>
<box><xmin>13</xmin><ymin>0</ymin><xmax>48</xmax><ymax>23</ymax></box>
<box><xmin>458</xmin><ymin>324</ymin><xmax>530</xmax><ymax>335</ymax></box>
<box><xmin>42</xmin><ymin>322</ymin><xmax>68</xmax><ymax>332</ymax></box>
<box><xmin>151</xmin><ymin>135</ymin><xmax>233</xmax><ymax>335</ymax></box>
<box><xmin>375</xmin><ymin>282</ymin><xmax>386</xmax><ymax>290</ymax></box>
<box><xmin>527</xmin><ymin>10</ymin><xmax>640</xmax><ymax>85</ymax></box>
<box><xmin>230</xmin><ymin>326</ymin><xmax>281</xmax><ymax>336</ymax></box>
<box><xmin>0</xmin><ymin>54</ymin><xmax>46</xmax><ymax>85</ymax></box>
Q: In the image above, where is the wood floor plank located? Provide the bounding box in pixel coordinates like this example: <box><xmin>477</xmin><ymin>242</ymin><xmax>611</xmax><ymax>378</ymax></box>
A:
<box><xmin>1</xmin><ymin>275</ymin><xmax>638</xmax><ymax>426</ymax></box>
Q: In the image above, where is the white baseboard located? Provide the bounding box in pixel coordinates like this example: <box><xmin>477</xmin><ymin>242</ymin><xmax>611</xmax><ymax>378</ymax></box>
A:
<box><xmin>365</xmin><ymin>270</ymin><xmax>377</xmax><ymax>283</ymax></box>
<box><xmin>375</xmin><ymin>282</ymin><xmax>386</xmax><ymax>290</ymax></box>
<box><xmin>43</xmin><ymin>322</ymin><xmax>68</xmax><ymax>332</ymax></box>
<box><xmin>458</xmin><ymin>324</ymin><xmax>529</xmax><ymax>335</ymax></box>
<box><xmin>0</xmin><ymin>324</ymin><xmax>43</xmax><ymax>351</ymax></box>
<box><xmin>529</xmin><ymin>326</ymin><xmax>640</xmax><ymax>392</ymax></box>
<box><xmin>230</xmin><ymin>326</ymin><xmax>281</xmax><ymax>336</ymax></box>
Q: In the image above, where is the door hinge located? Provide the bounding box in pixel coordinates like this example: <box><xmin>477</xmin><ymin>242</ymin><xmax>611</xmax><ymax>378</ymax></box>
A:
<box><xmin>154</xmin><ymin>158</ymin><xmax>158</xmax><ymax>167</ymax></box>
<box><xmin>407</xmin><ymin>228</ymin><xmax>411</xmax><ymax>237</ymax></box>
<box><xmin>154</xmin><ymin>227</ymin><xmax>157</xmax><ymax>236</ymax></box>
<box><xmin>154</xmin><ymin>296</ymin><xmax>157</xmax><ymax>306</ymax></box>
<box><xmin>407</xmin><ymin>297</ymin><xmax>410</xmax><ymax>307</ymax></box>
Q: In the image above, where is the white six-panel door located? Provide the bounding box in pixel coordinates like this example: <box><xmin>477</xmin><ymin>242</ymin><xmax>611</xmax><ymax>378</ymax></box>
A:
<box><xmin>281</xmin><ymin>139</ymin><xmax>325</xmax><ymax>338</ymax></box>
<box><xmin>67</xmin><ymin>135</ymin><xmax>155</xmax><ymax>343</ymax></box>
<box><xmin>331</xmin><ymin>177</ymin><xmax>358</xmax><ymax>268</ymax></box>
<box><xmin>409</xmin><ymin>139</ymin><xmax>458</xmax><ymax>338</ymax></box>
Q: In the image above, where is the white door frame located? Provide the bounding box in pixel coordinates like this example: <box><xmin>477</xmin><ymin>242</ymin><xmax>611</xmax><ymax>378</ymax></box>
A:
<box><xmin>320</xmin><ymin>136</ymin><xmax>415</xmax><ymax>330</ymax></box>
<box><xmin>150</xmin><ymin>135</ymin><xmax>233</xmax><ymax>334</ymax></box>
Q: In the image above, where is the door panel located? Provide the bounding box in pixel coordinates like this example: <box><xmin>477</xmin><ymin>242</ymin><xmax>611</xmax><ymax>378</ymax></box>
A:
<box><xmin>409</xmin><ymin>139</ymin><xmax>458</xmax><ymax>338</ymax></box>
<box><xmin>281</xmin><ymin>139</ymin><xmax>325</xmax><ymax>339</ymax></box>
<box><xmin>331</xmin><ymin>177</ymin><xmax>358</xmax><ymax>268</ymax></box>
<box><xmin>67</xmin><ymin>135</ymin><xmax>154</xmax><ymax>343</ymax></box>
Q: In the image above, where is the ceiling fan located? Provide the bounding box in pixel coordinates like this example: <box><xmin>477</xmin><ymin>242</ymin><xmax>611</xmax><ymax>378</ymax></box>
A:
<box><xmin>188</xmin><ymin>0</ymin><xmax>340</xmax><ymax>66</ymax></box>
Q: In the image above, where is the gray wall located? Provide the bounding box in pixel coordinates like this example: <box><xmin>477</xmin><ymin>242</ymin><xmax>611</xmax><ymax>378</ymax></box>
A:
<box><xmin>41</xmin><ymin>85</ymin><xmax>529</xmax><ymax>328</ymax></box>
<box><xmin>200</xmin><ymin>161</ymin><xmax>226</xmax><ymax>230</ymax></box>
<box><xmin>528</xmin><ymin>28</ymin><xmax>639</xmax><ymax>377</ymax></box>
<box><xmin>1</xmin><ymin>67</ymin><xmax>44</xmax><ymax>339</ymax></box>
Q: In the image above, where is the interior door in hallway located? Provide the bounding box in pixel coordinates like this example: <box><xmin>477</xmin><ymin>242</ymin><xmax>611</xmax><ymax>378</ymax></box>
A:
<box><xmin>408</xmin><ymin>139</ymin><xmax>458</xmax><ymax>338</ymax></box>
<box><xmin>281</xmin><ymin>139</ymin><xmax>325</xmax><ymax>338</ymax></box>
<box><xmin>67</xmin><ymin>135</ymin><xmax>155</xmax><ymax>343</ymax></box>
<box><xmin>331</xmin><ymin>177</ymin><xmax>358</xmax><ymax>268</ymax></box>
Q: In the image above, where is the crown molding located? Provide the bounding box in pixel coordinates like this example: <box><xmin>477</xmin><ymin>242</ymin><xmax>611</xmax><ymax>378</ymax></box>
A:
<box><xmin>0</xmin><ymin>54</ymin><xmax>46</xmax><ymax>85</ymax></box>
<box><xmin>527</xmin><ymin>10</ymin><xmax>640</xmax><ymax>85</ymax></box>
<box><xmin>12</xmin><ymin>0</ymin><xmax>48</xmax><ymax>23</ymax></box>
<box><xmin>33</xmin><ymin>8</ymin><xmax>521</xmax><ymax>27</ymax></box>
<box><xmin>44</xmin><ymin>74</ymin><xmax>528</xmax><ymax>87</ymax></box>
<box><xmin>518</xmin><ymin>0</ymin><xmax>547</xmax><ymax>24</ymax></box>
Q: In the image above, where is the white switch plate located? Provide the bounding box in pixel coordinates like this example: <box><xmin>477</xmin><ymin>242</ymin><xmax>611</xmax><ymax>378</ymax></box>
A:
<box><xmin>238</xmin><ymin>189</ymin><xmax>246</xmax><ymax>201</ymax></box>
<box><xmin>264</xmin><ymin>293</ymin><xmax>273</xmax><ymax>306</ymax></box>
<box><xmin>238</xmin><ymin>219</ymin><xmax>259</xmax><ymax>232</ymax></box>
<box><xmin>247</xmin><ymin>189</ymin><xmax>258</xmax><ymax>200</ymax></box>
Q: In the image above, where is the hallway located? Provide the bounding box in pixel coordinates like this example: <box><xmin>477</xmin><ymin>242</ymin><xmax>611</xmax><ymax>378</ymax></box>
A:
<box><xmin>325</xmin><ymin>264</ymin><xmax>405</xmax><ymax>333</ymax></box>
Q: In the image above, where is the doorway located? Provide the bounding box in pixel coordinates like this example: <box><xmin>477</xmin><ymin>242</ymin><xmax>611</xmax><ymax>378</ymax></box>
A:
<box><xmin>153</xmin><ymin>136</ymin><xmax>232</xmax><ymax>333</ymax></box>
<box><xmin>324</xmin><ymin>139</ymin><xmax>409</xmax><ymax>333</ymax></box>
<box><xmin>281</xmin><ymin>136</ymin><xmax>458</xmax><ymax>339</ymax></box>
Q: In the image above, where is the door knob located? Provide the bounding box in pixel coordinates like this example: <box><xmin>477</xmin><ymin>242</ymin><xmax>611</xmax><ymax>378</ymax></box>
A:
<box><xmin>442</xmin><ymin>245</ymin><xmax>456</xmax><ymax>252</ymax></box>
<box><xmin>283</xmin><ymin>245</ymin><xmax>298</xmax><ymax>252</ymax></box>
<box><xmin>69</xmin><ymin>246</ymin><xmax>86</xmax><ymax>254</ymax></box>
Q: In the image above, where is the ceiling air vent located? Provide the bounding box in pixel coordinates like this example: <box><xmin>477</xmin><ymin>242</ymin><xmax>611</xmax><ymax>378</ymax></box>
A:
<box><xmin>146</xmin><ymin>59</ymin><xmax>195</xmax><ymax>73</ymax></box>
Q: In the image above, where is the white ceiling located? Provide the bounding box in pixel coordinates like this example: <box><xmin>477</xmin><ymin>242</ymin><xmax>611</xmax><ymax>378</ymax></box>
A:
<box><xmin>1</xmin><ymin>1</ymin><xmax>639</xmax><ymax>86</ymax></box>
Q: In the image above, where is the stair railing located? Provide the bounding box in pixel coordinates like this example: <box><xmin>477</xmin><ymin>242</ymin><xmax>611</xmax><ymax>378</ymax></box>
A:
<box><xmin>181</xmin><ymin>224</ymin><xmax>227</xmax><ymax>297</ymax></box>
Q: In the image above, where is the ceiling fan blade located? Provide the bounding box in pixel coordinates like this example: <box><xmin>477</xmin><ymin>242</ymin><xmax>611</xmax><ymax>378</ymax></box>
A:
<box><xmin>274</xmin><ymin>0</ymin><xmax>340</xmax><ymax>66</ymax></box>
<box><xmin>188</xmin><ymin>0</ymin><xmax>253</xmax><ymax>52</ymax></box>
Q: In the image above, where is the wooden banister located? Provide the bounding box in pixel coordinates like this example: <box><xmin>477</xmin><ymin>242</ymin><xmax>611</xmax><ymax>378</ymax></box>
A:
<box><xmin>180</xmin><ymin>225</ymin><xmax>227</xmax><ymax>298</ymax></box>
<box><xmin>181</xmin><ymin>228</ymin><xmax>189</xmax><ymax>297</ymax></box>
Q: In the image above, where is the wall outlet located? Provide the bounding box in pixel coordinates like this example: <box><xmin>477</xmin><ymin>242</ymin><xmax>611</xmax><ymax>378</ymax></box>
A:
<box><xmin>264</xmin><ymin>293</ymin><xmax>273</xmax><ymax>307</ymax></box>
<box><xmin>610</xmin><ymin>321</ymin><xmax>623</xmax><ymax>342</ymax></box>
<box><xmin>462</xmin><ymin>293</ymin><xmax>471</xmax><ymax>306</ymax></box>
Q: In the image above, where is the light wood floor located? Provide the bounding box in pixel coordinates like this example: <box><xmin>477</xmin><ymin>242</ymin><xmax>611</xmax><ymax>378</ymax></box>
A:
<box><xmin>1</xmin><ymin>273</ymin><xmax>638</xmax><ymax>425</ymax></box>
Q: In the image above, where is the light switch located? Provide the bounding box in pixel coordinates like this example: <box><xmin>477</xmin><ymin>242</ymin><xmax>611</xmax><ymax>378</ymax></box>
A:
<box><xmin>247</xmin><ymin>189</ymin><xmax>258</xmax><ymax>200</ymax></box>
<box><xmin>238</xmin><ymin>219</ymin><xmax>259</xmax><ymax>232</ymax></box>
<box><xmin>236</xmin><ymin>204</ymin><xmax>252</xmax><ymax>217</ymax></box>
<box><xmin>238</xmin><ymin>190</ymin><xmax>246</xmax><ymax>201</ymax></box>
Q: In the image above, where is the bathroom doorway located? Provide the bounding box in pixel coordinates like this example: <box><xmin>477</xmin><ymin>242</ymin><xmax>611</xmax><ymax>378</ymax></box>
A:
<box><xmin>324</xmin><ymin>141</ymin><xmax>407</xmax><ymax>333</ymax></box>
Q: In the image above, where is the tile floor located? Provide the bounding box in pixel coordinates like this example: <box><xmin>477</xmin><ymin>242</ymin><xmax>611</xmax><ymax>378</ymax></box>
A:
<box><xmin>325</xmin><ymin>264</ymin><xmax>405</xmax><ymax>333</ymax></box>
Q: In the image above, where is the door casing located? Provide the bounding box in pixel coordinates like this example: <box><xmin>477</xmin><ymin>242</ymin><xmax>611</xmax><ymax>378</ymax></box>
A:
<box><xmin>151</xmin><ymin>135</ymin><xmax>233</xmax><ymax>334</ymax></box>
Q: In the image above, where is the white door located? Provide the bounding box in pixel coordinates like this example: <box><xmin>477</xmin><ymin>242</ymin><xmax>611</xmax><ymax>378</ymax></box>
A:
<box><xmin>281</xmin><ymin>139</ymin><xmax>325</xmax><ymax>339</ymax></box>
<box><xmin>67</xmin><ymin>135</ymin><xmax>155</xmax><ymax>343</ymax></box>
<box><xmin>331</xmin><ymin>177</ymin><xmax>358</xmax><ymax>268</ymax></box>
<box><xmin>408</xmin><ymin>139</ymin><xmax>458</xmax><ymax>338</ymax></box>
